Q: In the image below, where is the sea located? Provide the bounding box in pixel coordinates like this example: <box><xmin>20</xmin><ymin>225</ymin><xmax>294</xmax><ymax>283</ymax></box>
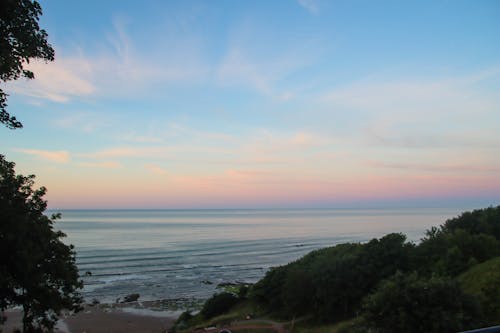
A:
<box><xmin>53</xmin><ymin>207</ymin><xmax>466</xmax><ymax>305</ymax></box>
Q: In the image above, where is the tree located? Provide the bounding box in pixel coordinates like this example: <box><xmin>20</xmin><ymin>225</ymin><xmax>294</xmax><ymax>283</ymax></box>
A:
<box><xmin>361</xmin><ymin>272</ymin><xmax>482</xmax><ymax>333</ymax></box>
<box><xmin>416</xmin><ymin>208</ymin><xmax>500</xmax><ymax>277</ymax></box>
<box><xmin>251</xmin><ymin>234</ymin><xmax>415</xmax><ymax>322</ymax></box>
<box><xmin>1</xmin><ymin>0</ymin><xmax>55</xmax><ymax>129</ymax></box>
<box><xmin>200</xmin><ymin>292</ymin><xmax>239</xmax><ymax>319</ymax></box>
<box><xmin>282</xmin><ymin>267</ymin><xmax>314</xmax><ymax>317</ymax></box>
<box><xmin>0</xmin><ymin>155</ymin><xmax>82</xmax><ymax>332</ymax></box>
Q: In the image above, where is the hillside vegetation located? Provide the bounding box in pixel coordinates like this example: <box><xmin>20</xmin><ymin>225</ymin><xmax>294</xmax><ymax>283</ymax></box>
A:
<box><xmin>458</xmin><ymin>256</ymin><xmax>500</xmax><ymax>323</ymax></box>
<box><xmin>175</xmin><ymin>206</ymin><xmax>500</xmax><ymax>333</ymax></box>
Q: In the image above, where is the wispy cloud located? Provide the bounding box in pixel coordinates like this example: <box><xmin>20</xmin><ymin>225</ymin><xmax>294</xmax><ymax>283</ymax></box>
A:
<box><xmin>242</xmin><ymin>129</ymin><xmax>333</xmax><ymax>156</ymax></box>
<box><xmin>6</xmin><ymin>18</ymin><xmax>209</xmax><ymax>103</ymax></box>
<box><xmin>366</xmin><ymin>129</ymin><xmax>500</xmax><ymax>149</ymax></box>
<box><xmin>120</xmin><ymin>133</ymin><xmax>164</xmax><ymax>144</ymax></box>
<box><xmin>164</xmin><ymin>123</ymin><xmax>235</xmax><ymax>143</ymax></box>
<box><xmin>288</xmin><ymin>131</ymin><xmax>328</xmax><ymax>146</ymax></box>
<box><xmin>322</xmin><ymin>69</ymin><xmax>500</xmax><ymax>121</ymax></box>
<box><xmin>7</xmin><ymin>58</ymin><xmax>95</xmax><ymax>103</ymax></box>
<box><xmin>79</xmin><ymin>147</ymin><xmax>170</xmax><ymax>159</ymax></box>
<box><xmin>51</xmin><ymin>112</ymin><xmax>105</xmax><ymax>133</ymax></box>
<box><xmin>297</xmin><ymin>0</ymin><xmax>320</xmax><ymax>14</ymax></box>
<box><xmin>369</xmin><ymin>160</ymin><xmax>500</xmax><ymax>173</ymax></box>
<box><xmin>79</xmin><ymin>161</ymin><xmax>122</xmax><ymax>169</ymax></box>
<box><xmin>216</xmin><ymin>44</ymin><xmax>314</xmax><ymax>99</ymax></box>
<box><xmin>94</xmin><ymin>17</ymin><xmax>209</xmax><ymax>95</ymax></box>
<box><xmin>76</xmin><ymin>128</ymin><xmax>335</xmax><ymax>170</ymax></box>
<box><xmin>16</xmin><ymin>149</ymin><xmax>70</xmax><ymax>163</ymax></box>
<box><xmin>318</xmin><ymin>68</ymin><xmax>500</xmax><ymax>151</ymax></box>
<box><xmin>113</xmin><ymin>123</ymin><xmax>236</xmax><ymax>149</ymax></box>
<box><xmin>217</xmin><ymin>48</ymin><xmax>274</xmax><ymax>94</ymax></box>
<box><xmin>145</xmin><ymin>164</ymin><xmax>168</xmax><ymax>175</ymax></box>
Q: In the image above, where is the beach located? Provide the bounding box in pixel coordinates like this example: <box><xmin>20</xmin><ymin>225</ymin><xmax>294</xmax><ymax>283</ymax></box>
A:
<box><xmin>2</xmin><ymin>303</ymin><xmax>178</xmax><ymax>333</ymax></box>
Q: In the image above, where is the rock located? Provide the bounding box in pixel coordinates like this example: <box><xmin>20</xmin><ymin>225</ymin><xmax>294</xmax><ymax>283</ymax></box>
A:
<box><xmin>201</xmin><ymin>280</ymin><xmax>213</xmax><ymax>285</ymax></box>
<box><xmin>122</xmin><ymin>293</ymin><xmax>140</xmax><ymax>303</ymax></box>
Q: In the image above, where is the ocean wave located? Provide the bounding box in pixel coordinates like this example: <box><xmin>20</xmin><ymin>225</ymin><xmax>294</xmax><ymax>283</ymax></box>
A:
<box><xmin>99</xmin><ymin>274</ymin><xmax>152</xmax><ymax>284</ymax></box>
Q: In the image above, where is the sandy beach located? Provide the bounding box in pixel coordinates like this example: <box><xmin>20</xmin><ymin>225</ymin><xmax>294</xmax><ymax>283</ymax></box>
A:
<box><xmin>2</xmin><ymin>303</ymin><xmax>178</xmax><ymax>333</ymax></box>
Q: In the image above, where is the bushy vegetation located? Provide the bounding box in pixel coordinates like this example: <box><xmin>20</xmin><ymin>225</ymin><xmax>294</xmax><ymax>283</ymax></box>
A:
<box><xmin>458</xmin><ymin>257</ymin><xmax>500</xmax><ymax>323</ymax></box>
<box><xmin>200</xmin><ymin>292</ymin><xmax>240</xmax><ymax>319</ymax></box>
<box><xmin>172</xmin><ymin>290</ymin><xmax>249</xmax><ymax>332</ymax></box>
<box><xmin>252</xmin><ymin>233</ymin><xmax>415</xmax><ymax>320</ymax></box>
<box><xmin>361</xmin><ymin>272</ymin><xmax>482</xmax><ymax>333</ymax></box>
<box><xmin>186</xmin><ymin>206</ymin><xmax>499</xmax><ymax>333</ymax></box>
<box><xmin>416</xmin><ymin>207</ymin><xmax>500</xmax><ymax>277</ymax></box>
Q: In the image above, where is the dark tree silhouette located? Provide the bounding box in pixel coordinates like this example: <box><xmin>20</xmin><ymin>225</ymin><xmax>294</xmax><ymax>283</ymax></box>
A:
<box><xmin>0</xmin><ymin>155</ymin><xmax>82</xmax><ymax>332</ymax></box>
<box><xmin>0</xmin><ymin>0</ymin><xmax>55</xmax><ymax>129</ymax></box>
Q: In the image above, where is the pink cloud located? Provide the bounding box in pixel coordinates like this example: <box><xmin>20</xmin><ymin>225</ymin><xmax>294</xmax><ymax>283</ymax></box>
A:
<box><xmin>16</xmin><ymin>149</ymin><xmax>70</xmax><ymax>163</ymax></box>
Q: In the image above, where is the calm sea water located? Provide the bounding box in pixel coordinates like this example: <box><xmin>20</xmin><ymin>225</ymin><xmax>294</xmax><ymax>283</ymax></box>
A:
<box><xmin>53</xmin><ymin>208</ymin><xmax>464</xmax><ymax>304</ymax></box>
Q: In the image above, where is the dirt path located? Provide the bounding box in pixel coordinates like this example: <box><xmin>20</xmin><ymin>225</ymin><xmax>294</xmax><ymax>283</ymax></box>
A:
<box><xmin>199</xmin><ymin>320</ymin><xmax>287</xmax><ymax>333</ymax></box>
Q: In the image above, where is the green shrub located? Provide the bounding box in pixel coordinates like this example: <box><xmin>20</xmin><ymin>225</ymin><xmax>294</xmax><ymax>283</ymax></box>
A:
<box><xmin>200</xmin><ymin>292</ymin><xmax>239</xmax><ymax>319</ymax></box>
<box><xmin>417</xmin><ymin>207</ymin><xmax>500</xmax><ymax>277</ymax></box>
<box><xmin>362</xmin><ymin>272</ymin><xmax>483</xmax><ymax>333</ymax></box>
<box><xmin>458</xmin><ymin>257</ymin><xmax>500</xmax><ymax>324</ymax></box>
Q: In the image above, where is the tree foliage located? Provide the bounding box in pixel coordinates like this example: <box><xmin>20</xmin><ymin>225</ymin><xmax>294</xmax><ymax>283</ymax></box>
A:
<box><xmin>252</xmin><ymin>233</ymin><xmax>414</xmax><ymax>321</ymax></box>
<box><xmin>458</xmin><ymin>257</ymin><xmax>500</xmax><ymax>324</ymax></box>
<box><xmin>0</xmin><ymin>0</ymin><xmax>55</xmax><ymax>129</ymax></box>
<box><xmin>0</xmin><ymin>155</ymin><xmax>82</xmax><ymax>332</ymax></box>
<box><xmin>416</xmin><ymin>207</ymin><xmax>500</xmax><ymax>276</ymax></box>
<box><xmin>200</xmin><ymin>292</ymin><xmax>239</xmax><ymax>319</ymax></box>
<box><xmin>248</xmin><ymin>206</ymin><xmax>500</xmax><ymax>330</ymax></box>
<box><xmin>361</xmin><ymin>272</ymin><xmax>482</xmax><ymax>333</ymax></box>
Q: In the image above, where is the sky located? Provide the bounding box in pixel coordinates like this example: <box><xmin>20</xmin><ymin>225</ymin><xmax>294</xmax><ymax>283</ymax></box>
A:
<box><xmin>1</xmin><ymin>0</ymin><xmax>500</xmax><ymax>209</ymax></box>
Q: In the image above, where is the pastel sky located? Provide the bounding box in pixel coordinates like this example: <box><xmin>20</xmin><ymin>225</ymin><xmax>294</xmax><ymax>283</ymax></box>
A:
<box><xmin>1</xmin><ymin>0</ymin><xmax>500</xmax><ymax>209</ymax></box>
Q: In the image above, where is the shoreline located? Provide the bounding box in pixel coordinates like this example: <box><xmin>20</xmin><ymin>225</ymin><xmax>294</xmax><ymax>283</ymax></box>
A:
<box><xmin>2</xmin><ymin>301</ymin><xmax>180</xmax><ymax>333</ymax></box>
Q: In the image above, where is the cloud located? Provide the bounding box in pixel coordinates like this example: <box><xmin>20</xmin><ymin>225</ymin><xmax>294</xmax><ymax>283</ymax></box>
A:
<box><xmin>217</xmin><ymin>48</ymin><xmax>274</xmax><ymax>94</ymax></box>
<box><xmin>16</xmin><ymin>149</ymin><xmax>70</xmax><ymax>163</ymax></box>
<box><xmin>216</xmin><ymin>45</ymin><xmax>313</xmax><ymax>99</ymax></box>
<box><xmin>144</xmin><ymin>164</ymin><xmax>168</xmax><ymax>175</ymax></box>
<box><xmin>163</xmin><ymin>123</ymin><xmax>235</xmax><ymax>142</ymax></box>
<box><xmin>224</xmin><ymin>169</ymin><xmax>273</xmax><ymax>179</ymax></box>
<box><xmin>297</xmin><ymin>0</ymin><xmax>320</xmax><ymax>14</ymax></box>
<box><xmin>7</xmin><ymin>58</ymin><xmax>95</xmax><ymax>103</ymax></box>
<box><xmin>6</xmin><ymin>18</ymin><xmax>209</xmax><ymax>103</ymax></box>
<box><xmin>242</xmin><ymin>130</ymin><xmax>333</xmax><ymax>156</ymax></box>
<box><xmin>51</xmin><ymin>112</ymin><xmax>104</xmax><ymax>133</ymax></box>
<box><xmin>92</xmin><ymin>17</ymin><xmax>209</xmax><ymax>95</ymax></box>
<box><xmin>80</xmin><ymin>147</ymin><xmax>169</xmax><ymax>159</ymax></box>
<box><xmin>111</xmin><ymin>122</ymin><xmax>236</xmax><ymax>145</ymax></box>
<box><xmin>79</xmin><ymin>161</ymin><xmax>122</xmax><ymax>169</ymax></box>
<box><xmin>322</xmin><ymin>69</ymin><xmax>500</xmax><ymax>121</ymax></box>
<box><xmin>366</xmin><ymin>129</ymin><xmax>500</xmax><ymax>149</ymax></box>
<box><xmin>289</xmin><ymin>131</ymin><xmax>326</xmax><ymax>146</ymax></box>
<box><xmin>120</xmin><ymin>134</ymin><xmax>164</xmax><ymax>144</ymax></box>
<box><xmin>74</xmin><ymin>127</ymin><xmax>336</xmax><ymax>174</ymax></box>
<box><xmin>369</xmin><ymin>161</ymin><xmax>500</xmax><ymax>173</ymax></box>
<box><xmin>318</xmin><ymin>68</ymin><xmax>500</xmax><ymax>151</ymax></box>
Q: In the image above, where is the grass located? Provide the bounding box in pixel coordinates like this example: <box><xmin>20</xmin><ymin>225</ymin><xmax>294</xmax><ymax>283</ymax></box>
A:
<box><xmin>458</xmin><ymin>256</ymin><xmax>500</xmax><ymax>323</ymax></box>
<box><xmin>458</xmin><ymin>256</ymin><xmax>500</xmax><ymax>295</ymax></box>
<box><xmin>176</xmin><ymin>299</ymin><xmax>267</xmax><ymax>333</ymax></box>
<box><xmin>285</xmin><ymin>318</ymin><xmax>358</xmax><ymax>333</ymax></box>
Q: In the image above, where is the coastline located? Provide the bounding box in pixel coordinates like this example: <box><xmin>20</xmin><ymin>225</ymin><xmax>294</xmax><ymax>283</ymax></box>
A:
<box><xmin>2</xmin><ymin>302</ymin><xmax>179</xmax><ymax>333</ymax></box>
<box><xmin>60</xmin><ymin>208</ymin><xmax>455</xmax><ymax>304</ymax></box>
